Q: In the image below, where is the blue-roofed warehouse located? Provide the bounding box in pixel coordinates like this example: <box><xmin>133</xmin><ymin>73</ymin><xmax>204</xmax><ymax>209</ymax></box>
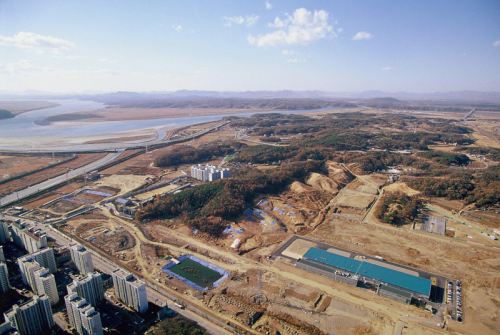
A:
<box><xmin>300</xmin><ymin>247</ymin><xmax>431</xmax><ymax>301</ymax></box>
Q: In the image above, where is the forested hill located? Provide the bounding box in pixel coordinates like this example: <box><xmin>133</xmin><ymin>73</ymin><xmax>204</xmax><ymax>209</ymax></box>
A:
<box><xmin>0</xmin><ymin>109</ymin><xmax>14</xmax><ymax>120</ymax></box>
<box><xmin>86</xmin><ymin>95</ymin><xmax>356</xmax><ymax>110</ymax></box>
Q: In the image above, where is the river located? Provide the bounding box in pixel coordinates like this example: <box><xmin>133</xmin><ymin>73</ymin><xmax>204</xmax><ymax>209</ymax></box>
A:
<box><xmin>0</xmin><ymin>99</ymin><xmax>334</xmax><ymax>150</ymax></box>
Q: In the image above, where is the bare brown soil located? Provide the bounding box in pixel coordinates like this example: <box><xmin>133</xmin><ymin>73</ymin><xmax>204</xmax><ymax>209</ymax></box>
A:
<box><xmin>0</xmin><ymin>153</ymin><xmax>107</xmax><ymax>197</ymax></box>
<box><xmin>0</xmin><ymin>154</ymin><xmax>69</xmax><ymax>178</ymax></box>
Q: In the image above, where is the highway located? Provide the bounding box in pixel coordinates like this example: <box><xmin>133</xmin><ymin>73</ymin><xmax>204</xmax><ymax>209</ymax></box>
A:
<box><xmin>0</xmin><ymin>150</ymin><xmax>124</xmax><ymax>207</ymax></box>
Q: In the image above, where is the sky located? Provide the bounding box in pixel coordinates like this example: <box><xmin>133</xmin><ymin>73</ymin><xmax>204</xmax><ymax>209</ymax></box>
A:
<box><xmin>0</xmin><ymin>0</ymin><xmax>499</xmax><ymax>94</ymax></box>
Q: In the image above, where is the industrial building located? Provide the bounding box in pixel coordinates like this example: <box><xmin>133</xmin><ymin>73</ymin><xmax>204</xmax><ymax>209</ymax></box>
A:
<box><xmin>65</xmin><ymin>294</ymin><xmax>103</xmax><ymax>335</ymax></box>
<box><xmin>67</xmin><ymin>272</ymin><xmax>104</xmax><ymax>308</ymax></box>
<box><xmin>70</xmin><ymin>243</ymin><xmax>94</xmax><ymax>275</ymax></box>
<box><xmin>297</xmin><ymin>247</ymin><xmax>431</xmax><ymax>303</ymax></box>
<box><xmin>191</xmin><ymin>164</ymin><xmax>231</xmax><ymax>182</ymax></box>
<box><xmin>34</xmin><ymin>268</ymin><xmax>59</xmax><ymax>306</ymax></box>
<box><xmin>4</xmin><ymin>295</ymin><xmax>54</xmax><ymax>335</ymax></box>
<box><xmin>111</xmin><ymin>268</ymin><xmax>148</xmax><ymax>313</ymax></box>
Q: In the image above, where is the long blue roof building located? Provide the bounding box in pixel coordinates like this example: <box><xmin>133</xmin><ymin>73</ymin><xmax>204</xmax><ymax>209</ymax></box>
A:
<box><xmin>302</xmin><ymin>247</ymin><xmax>431</xmax><ymax>298</ymax></box>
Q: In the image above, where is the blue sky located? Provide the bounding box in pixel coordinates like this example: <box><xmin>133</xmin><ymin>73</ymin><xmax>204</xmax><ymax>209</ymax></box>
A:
<box><xmin>0</xmin><ymin>0</ymin><xmax>499</xmax><ymax>93</ymax></box>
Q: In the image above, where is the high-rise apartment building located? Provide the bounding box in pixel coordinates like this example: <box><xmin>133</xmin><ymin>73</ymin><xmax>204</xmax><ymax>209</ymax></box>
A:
<box><xmin>18</xmin><ymin>258</ymin><xmax>41</xmax><ymax>289</ymax></box>
<box><xmin>10</xmin><ymin>222</ymin><xmax>47</xmax><ymax>253</ymax></box>
<box><xmin>18</xmin><ymin>247</ymin><xmax>57</xmax><ymax>274</ymax></box>
<box><xmin>10</xmin><ymin>221</ymin><xmax>26</xmax><ymax>248</ymax></box>
<box><xmin>0</xmin><ymin>245</ymin><xmax>5</xmax><ymax>263</ymax></box>
<box><xmin>0</xmin><ymin>262</ymin><xmax>10</xmax><ymax>293</ymax></box>
<box><xmin>34</xmin><ymin>268</ymin><xmax>59</xmax><ymax>306</ymax></box>
<box><xmin>65</xmin><ymin>294</ymin><xmax>103</xmax><ymax>335</ymax></box>
<box><xmin>4</xmin><ymin>295</ymin><xmax>54</xmax><ymax>335</ymax></box>
<box><xmin>67</xmin><ymin>272</ymin><xmax>104</xmax><ymax>307</ymax></box>
<box><xmin>70</xmin><ymin>243</ymin><xmax>94</xmax><ymax>275</ymax></box>
<box><xmin>22</xmin><ymin>228</ymin><xmax>48</xmax><ymax>254</ymax></box>
<box><xmin>191</xmin><ymin>164</ymin><xmax>231</xmax><ymax>182</ymax></box>
<box><xmin>0</xmin><ymin>220</ymin><xmax>9</xmax><ymax>244</ymax></box>
<box><xmin>111</xmin><ymin>268</ymin><xmax>148</xmax><ymax>313</ymax></box>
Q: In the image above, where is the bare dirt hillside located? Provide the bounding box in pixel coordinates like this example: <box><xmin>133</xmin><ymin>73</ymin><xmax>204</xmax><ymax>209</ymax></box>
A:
<box><xmin>306</xmin><ymin>172</ymin><xmax>340</xmax><ymax>194</ymax></box>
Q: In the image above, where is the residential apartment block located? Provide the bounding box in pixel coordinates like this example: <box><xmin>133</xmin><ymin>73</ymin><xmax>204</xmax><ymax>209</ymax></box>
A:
<box><xmin>67</xmin><ymin>272</ymin><xmax>104</xmax><ymax>308</ymax></box>
<box><xmin>111</xmin><ymin>268</ymin><xmax>148</xmax><ymax>313</ymax></box>
<box><xmin>0</xmin><ymin>262</ymin><xmax>10</xmax><ymax>293</ymax></box>
<box><xmin>190</xmin><ymin>164</ymin><xmax>231</xmax><ymax>182</ymax></box>
<box><xmin>18</xmin><ymin>247</ymin><xmax>57</xmax><ymax>275</ymax></box>
<box><xmin>70</xmin><ymin>243</ymin><xmax>94</xmax><ymax>275</ymax></box>
<box><xmin>0</xmin><ymin>220</ymin><xmax>9</xmax><ymax>244</ymax></box>
<box><xmin>34</xmin><ymin>268</ymin><xmax>59</xmax><ymax>306</ymax></box>
<box><xmin>4</xmin><ymin>295</ymin><xmax>54</xmax><ymax>335</ymax></box>
<box><xmin>65</xmin><ymin>294</ymin><xmax>103</xmax><ymax>335</ymax></box>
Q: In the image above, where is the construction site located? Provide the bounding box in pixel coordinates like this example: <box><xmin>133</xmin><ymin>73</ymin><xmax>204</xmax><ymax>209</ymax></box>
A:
<box><xmin>1</xmin><ymin>110</ymin><xmax>500</xmax><ymax>335</ymax></box>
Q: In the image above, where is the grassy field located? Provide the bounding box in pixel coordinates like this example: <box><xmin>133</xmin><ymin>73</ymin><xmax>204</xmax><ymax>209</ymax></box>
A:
<box><xmin>169</xmin><ymin>258</ymin><xmax>222</xmax><ymax>288</ymax></box>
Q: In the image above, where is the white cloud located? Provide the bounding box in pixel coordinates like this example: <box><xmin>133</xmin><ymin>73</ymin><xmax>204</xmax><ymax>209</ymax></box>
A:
<box><xmin>287</xmin><ymin>58</ymin><xmax>306</xmax><ymax>63</ymax></box>
<box><xmin>0</xmin><ymin>60</ymin><xmax>53</xmax><ymax>75</ymax></box>
<box><xmin>382</xmin><ymin>67</ymin><xmax>395</xmax><ymax>71</ymax></box>
<box><xmin>245</xmin><ymin>15</ymin><xmax>260</xmax><ymax>27</ymax></box>
<box><xmin>249</xmin><ymin>8</ymin><xmax>336</xmax><ymax>48</ymax></box>
<box><xmin>172</xmin><ymin>25</ymin><xmax>182</xmax><ymax>32</ymax></box>
<box><xmin>268</xmin><ymin>17</ymin><xmax>286</xmax><ymax>28</ymax></box>
<box><xmin>282</xmin><ymin>50</ymin><xmax>294</xmax><ymax>55</ymax></box>
<box><xmin>265</xmin><ymin>0</ymin><xmax>272</xmax><ymax>10</ymax></box>
<box><xmin>337</xmin><ymin>28</ymin><xmax>343</xmax><ymax>34</ymax></box>
<box><xmin>99</xmin><ymin>58</ymin><xmax>118</xmax><ymax>64</ymax></box>
<box><xmin>224</xmin><ymin>15</ymin><xmax>259</xmax><ymax>27</ymax></box>
<box><xmin>352</xmin><ymin>31</ymin><xmax>373</xmax><ymax>40</ymax></box>
<box><xmin>224</xmin><ymin>16</ymin><xmax>244</xmax><ymax>27</ymax></box>
<box><xmin>494</xmin><ymin>40</ymin><xmax>500</xmax><ymax>47</ymax></box>
<box><xmin>0</xmin><ymin>32</ymin><xmax>74</xmax><ymax>49</ymax></box>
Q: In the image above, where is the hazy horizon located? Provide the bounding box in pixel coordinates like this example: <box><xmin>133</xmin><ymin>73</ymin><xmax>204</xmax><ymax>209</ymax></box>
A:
<box><xmin>1</xmin><ymin>1</ymin><xmax>499</xmax><ymax>93</ymax></box>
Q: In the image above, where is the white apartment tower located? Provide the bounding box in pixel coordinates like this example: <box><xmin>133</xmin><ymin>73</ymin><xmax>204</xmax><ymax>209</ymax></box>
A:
<box><xmin>67</xmin><ymin>272</ymin><xmax>104</xmax><ymax>307</ymax></box>
<box><xmin>0</xmin><ymin>220</ymin><xmax>9</xmax><ymax>244</ymax></box>
<box><xmin>70</xmin><ymin>243</ymin><xmax>94</xmax><ymax>275</ymax></box>
<box><xmin>4</xmin><ymin>295</ymin><xmax>54</xmax><ymax>335</ymax></box>
<box><xmin>65</xmin><ymin>294</ymin><xmax>103</xmax><ymax>335</ymax></box>
<box><xmin>18</xmin><ymin>259</ymin><xmax>41</xmax><ymax>289</ymax></box>
<box><xmin>0</xmin><ymin>262</ymin><xmax>10</xmax><ymax>293</ymax></box>
<box><xmin>10</xmin><ymin>221</ymin><xmax>47</xmax><ymax>253</ymax></box>
<box><xmin>111</xmin><ymin>268</ymin><xmax>148</xmax><ymax>313</ymax></box>
<box><xmin>22</xmin><ymin>228</ymin><xmax>48</xmax><ymax>254</ymax></box>
<box><xmin>191</xmin><ymin>164</ymin><xmax>231</xmax><ymax>182</ymax></box>
<box><xmin>34</xmin><ymin>268</ymin><xmax>59</xmax><ymax>306</ymax></box>
<box><xmin>0</xmin><ymin>245</ymin><xmax>5</xmax><ymax>262</ymax></box>
<box><xmin>18</xmin><ymin>247</ymin><xmax>57</xmax><ymax>274</ymax></box>
<box><xmin>10</xmin><ymin>221</ymin><xmax>25</xmax><ymax>248</ymax></box>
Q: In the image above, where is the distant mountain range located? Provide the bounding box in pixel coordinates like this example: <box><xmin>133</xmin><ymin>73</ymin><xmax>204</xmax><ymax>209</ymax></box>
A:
<box><xmin>1</xmin><ymin>89</ymin><xmax>500</xmax><ymax>104</ymax></box>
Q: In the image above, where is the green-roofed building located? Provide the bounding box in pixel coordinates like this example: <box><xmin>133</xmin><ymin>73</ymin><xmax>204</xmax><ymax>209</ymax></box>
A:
<box><xmin>300</xmin><ymin>247</ymin><xmax>431</xmax><ymax>300</ymax></box>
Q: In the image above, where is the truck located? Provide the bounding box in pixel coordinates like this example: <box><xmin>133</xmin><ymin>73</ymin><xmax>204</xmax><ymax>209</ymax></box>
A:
<box><xmin>375</xmin><ymin>256</ymin><xmax>384</xmax><ymax>261</ymax></box>
<box><xmin>174</xmin><ymin>303</ymin><xmax>184</xmax><ymax>309</ymax></box>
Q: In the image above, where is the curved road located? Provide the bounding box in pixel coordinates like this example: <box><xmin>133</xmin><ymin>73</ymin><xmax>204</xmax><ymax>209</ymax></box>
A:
<box><xmin>0</xmin><ymin>150</ymin><xmax>124</xmax><ymax>206</ymax></box>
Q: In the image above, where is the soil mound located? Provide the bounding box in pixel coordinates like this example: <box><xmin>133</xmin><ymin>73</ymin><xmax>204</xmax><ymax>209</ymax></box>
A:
<box><xmin>326</xmin><ymin>162</ymin><xmax>354</xmax><ymax>185</ymax></box>
<box><xmin>306</xmin><ymin>172</ymin><xmax>340</xmax><ymax>194</ymax></box>
<box><xmin>290</xmin><ymin>181</ymin><xmax>315</xmax><ymax>193</ymax></box>
<box><xmin>383</xmin><ymin>182</ymin><xmax>420</xmax><ymax>196</ymax></box>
